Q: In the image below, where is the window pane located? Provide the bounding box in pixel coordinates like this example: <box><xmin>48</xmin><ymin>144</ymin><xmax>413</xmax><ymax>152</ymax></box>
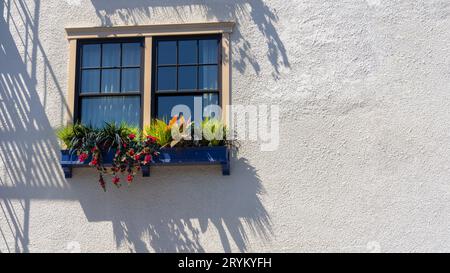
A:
<box><xmin>157</xmin><ymin>67</ymin><xmax>176</xmax><ymax>90</ymax></box>
<box><xmin>102</xmin><ymin>43</ymin><xmax>121</xmax><ymax>67</ymax></box>
<box><xmin>157</xmin><ymin>95</ymin><xmax>195</xmax><ymax>121</ymax></box>
<box><xmin>199</xmin><ymin>65</ymin><xmax>218</xmax><ymax>90</ymax></box>
<box><xmin>178</xmin><ymin>66</ymin><xmax>197</xmax><ymax>90</ymax></box>
<box><xmin>157</xmin><ymin>41</ymin><xmax>176</xmax><ymax>65</ymax></box>
<box><xmin>122</xmin><ymin>43</ymin><xmax>141</xmax><ymax>67</ymax></box>
<box><xmin>203</xmin><ymin>93</ymin><xmax>219</xmax><ymax>119</ymax></box>
<box><xmin>81</xmin><ymin>96</ymin><xmax>140</xmax><ymax>128</ymax></box>
<box><xmin>199</xmin><ymin>39</ymin><xmax>218</xmax><ymax>64</ymax></box>
<box><xmin>82</xmin><ymin>44</ymin><xmax>101</xmax><ymax>68</ymax></box>
<box><xmin>157</xmin><ymin>94</ymin><xmax>218</xmax><ymax>121</ymax></box>
<box><xmin>122</xmin><ymin>68</ymin><xmax>140</xmax><ymax>92</ymax></box>
<box><xmin>81</xmin><ymin>69</ymin><xmax>100</xmax><ymax>93</ymax></box>
<box><xmin>101</xmin><ymin>69</ymin><xmax>120</xmax><ymax>93</ymax></box>
<box><xmin>179</xmin><ymin>40</ymin><xmax>197</xmax><ymax>64</ymax></box>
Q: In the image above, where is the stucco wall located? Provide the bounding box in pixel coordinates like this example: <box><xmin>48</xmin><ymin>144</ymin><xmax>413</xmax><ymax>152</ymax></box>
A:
<box><xmin>2</xmin><ymin>0</ymin><xmax>450</xmax><ymax>252</ymax></box>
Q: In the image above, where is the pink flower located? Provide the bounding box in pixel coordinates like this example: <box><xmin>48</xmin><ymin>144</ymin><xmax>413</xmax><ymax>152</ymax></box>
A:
<box><xmin>78</xmin><ymin>152</ymin><xmax>88</xmax><ymax>162</ymax></box>
<box><xmin>91</xmin><ymin>146</ymin><xmax>97</xmax><ymax>153</ymax></box>
<box><xmin>144</xmin><ymin>154</ymin><xmax>152</xmax><ymax>164</ymax></box>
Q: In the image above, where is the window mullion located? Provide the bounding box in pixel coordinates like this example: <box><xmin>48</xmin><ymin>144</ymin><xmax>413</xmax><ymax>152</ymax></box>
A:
<box><xmin>119</xmin><ymin>43</ymin><xmax>123</xmax><ymax>93</ymax></box>
<box><xmin>197</xmin><ymin>39</ymin><xmax>200</xmax><ymax>92</ymax></box>
<box><xmin>99</xmin><ymin>44</ymin><xmax>103</xmax><ymax>93</ymax></box>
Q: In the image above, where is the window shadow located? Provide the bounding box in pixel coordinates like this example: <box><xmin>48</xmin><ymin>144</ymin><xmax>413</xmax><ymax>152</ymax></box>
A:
<box><xmin>89</xmin><ymin>0</ymin><xmax>290</xmax><ymax>79</ymax></box>
<box><xmin>0</xmin><ymin>0</ymin><xmax>273</xmax><ymax>252</ymax></box>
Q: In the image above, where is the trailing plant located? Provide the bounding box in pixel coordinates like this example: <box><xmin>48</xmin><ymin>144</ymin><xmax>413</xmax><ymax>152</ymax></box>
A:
<box><xmin>58</xmin><ymin>122</ymin><xmax>159</xmax><ymax>191</ymax></box>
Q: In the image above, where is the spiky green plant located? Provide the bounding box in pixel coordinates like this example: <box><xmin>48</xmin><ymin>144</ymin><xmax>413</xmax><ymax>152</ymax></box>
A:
<box><xmin>97</xmin><ymin>122</ymin><xmax>138</xmax><ymax>151</ymax></box>
<box><xmin>144</xmin><ymin>119</ymin><xmax>172</xmax><ymax>147</ymax></box>
<box><xmin>56</xmin><ymin>124</ymin><xmax>75</xmax><ymax>149</ymax></box>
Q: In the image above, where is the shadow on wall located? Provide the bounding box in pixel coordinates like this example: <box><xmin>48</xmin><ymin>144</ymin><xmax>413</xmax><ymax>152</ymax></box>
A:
<box><xmin>0</xmin><ymin>0</ymin><xmax>68</xmax><ymax>253</ymax></box>
<box><xmin>89</xmin><ymin>0</ymin><xmax>290</xmax><ymax>79</ymax></box>
<box><xmin>0</xmin><ymin>0</ymin><xmax>273</xmax><ymax>252</ymax></box>
<box><xmin>71</xmin><ymin>158</ymin><xmax>272</xmax><ymax>253</ymax></box>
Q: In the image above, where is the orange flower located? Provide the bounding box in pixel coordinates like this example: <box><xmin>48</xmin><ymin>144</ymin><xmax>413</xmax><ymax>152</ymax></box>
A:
<box><xmin>168</xmin><ymin>115</ymin><xmax>178</xmax><ymax>129</ymax></box>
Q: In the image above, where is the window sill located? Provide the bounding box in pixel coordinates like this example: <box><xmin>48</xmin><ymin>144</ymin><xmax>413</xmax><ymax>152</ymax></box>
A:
<box><xmin>60</xmin><ymin>146</ymin><xmax>230</xmax><ymax>178</ymax></box>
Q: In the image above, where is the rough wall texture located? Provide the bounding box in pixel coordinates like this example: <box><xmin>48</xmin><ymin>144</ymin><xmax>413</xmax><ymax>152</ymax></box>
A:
<box><xmin>1</xmin><ymin>0</ymin><xmax>450</xmax><ymax>252</ymax></box>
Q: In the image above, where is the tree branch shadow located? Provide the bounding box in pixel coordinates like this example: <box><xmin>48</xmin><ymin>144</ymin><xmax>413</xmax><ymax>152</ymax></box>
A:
<box><xmin>89</xmin><ymin>0</ymin><xmax>290</xmax><ymax>79</ymax></box>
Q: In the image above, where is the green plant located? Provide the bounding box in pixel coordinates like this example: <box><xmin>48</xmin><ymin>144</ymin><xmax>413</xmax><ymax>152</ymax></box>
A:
<box><xmin>144</xmin><ymin>118</ymin><xmax>172</xmax><ymax>147</ymax></box>
<box><xmin>56</xmin><ymin>124</ymin><xmax>75</xmax><ymax>149</ymax></box>
<box><xmin>97</xmin><ymin>122</ymin><xmax>139</xmax><ymax>151</ymax></box>
<box><xmin>200</xmin><ymin>118</ymin><xmax>227</xmax><ymax>146</ymax></box>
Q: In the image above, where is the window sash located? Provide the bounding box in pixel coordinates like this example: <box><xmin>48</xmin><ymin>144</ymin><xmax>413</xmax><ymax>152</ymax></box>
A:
<box><xmin>75</xmin><ymin>38</ymin><xmax>144</xmax><ymax>127</ymax></box>
<box><xmin>152</xmin><ymin>35</ymin><xmax>222</xmax><ymax>119</ymax></box>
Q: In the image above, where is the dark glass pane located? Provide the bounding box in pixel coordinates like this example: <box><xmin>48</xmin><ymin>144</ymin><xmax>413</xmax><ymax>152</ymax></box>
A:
<box><xmin>199</xmin><ymin>39</ymin><xmax>218</xmax><ymax>64</ymax></box>
<box><xmin>80</xmin><ymin>69</ymin><xmax>100</xmax><ymax>93</ymax></box>
<box><xmin>82</xmin><ymin>44</ymin><xmax>101</xmax><ymax>68</ymax></box>
<box><xmin>122</xmin><ymin>43</ymin><xmax>141</xmax><ymax>67</ymax></box>
<box><xmin>178</xmin><ymin>66</ymin><xmax>197</xmax><ymax>90</ymax></box>
<box><xmin>102</xmin><ymin>43</ymin><xmax>121</xmax><ymax>67</ymax></box>
<box><xmin>81</xmin><ymin>96</ymin><xmax>140</xmax><ymax>128</ymax></box>
<box><xmin>199</xmin><ymin>65</ymin><xmax>218</xmax><ymax>90</ymax></box>
<box><xmin>121</xmin><ymin>68</ymin><xmax>140</xmax><ymax>92</ymax></box>
<box><xmin>157</xmin><ymin>95</ymin><xmax>196</xmax><ymax>121</ymax></box>
<box><xmin>157</xmin><ymin>41</ymin><xmax>176</xmax><ymax>65</ymax></box>
<box><xmin>157</xmin><ymin>94</ymin><xmax>217</xmax><ymax>121</ymax></box>
<box><xmin>179</xmin><ymin>40</ymin><xmax>197</xmax><ymax>64</ymax></box>
<box><xmin>101</xmin><ymin>69</ymin><xmax>120</xmax><ymax>93</ymax></box>
<box><xmin>203</xmin><ymin>93</ymin><xmax>219</xmax><ymax>119</ymax></box>
<box><xmin>157</xmin><ymin>67</ymin><xmax>176</xmax><ymax>90</ymax></box>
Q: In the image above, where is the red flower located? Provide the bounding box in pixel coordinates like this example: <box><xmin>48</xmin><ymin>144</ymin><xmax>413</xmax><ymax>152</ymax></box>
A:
<box><xmin>128</xmin><ymin>149</ymin><xmax>135</xmax><ymax>156</ymax></box>
<box><xmin>127</xmin><ymin>174</ymin><xmax>133</xmax><ymax>183</ymax></box>
<box><xmin>123</xmin><ymin>143</ymin><xmax>127</xmax><ymax>148</ymax></box>
<box><xmin>78</xmin><ymin>152</ymin><xmax>88</xmax><ymax>162</ymax></box>
<box><xmin>134</xmin><ymin>154</ymin><xmax>140</xmax><ymax>161</ymax></box>
<box><xmin>91</xmin><ymin>146</ymin><xmax>97</xmax><ymax>153</ymax></box>
<box><xmin>112</xmin><ymin>176</ymin><xmax>120</xmax><ymax>185</ymax></box>
<box><xmin>116</xmin><ymin>150</ymin><xmax>121</xmax><ymax>155</ymax></box>
<box><xmin>144</xmin><ymin>154</ymin><xmax>152</xmax><ymax>164</ymax></box>
<box><xmin>89</xmin><ymin>157</ymin><xmax>98</xmax><ymax>166</ymax></box>
<box><xmin>128</xmin><ymin>133</ymin><xmax>136</xmax><ymax>140</ymax></box>
<box><xmin>146</xmin><ymin>135</ymin><xmax>157</xmax><ymax>143</ymax></box>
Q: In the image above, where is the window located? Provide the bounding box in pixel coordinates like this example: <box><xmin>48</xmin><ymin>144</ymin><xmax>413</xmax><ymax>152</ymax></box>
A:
<box><xmin>153</xmin><ymin>35</ymin><xmax>221</xmax><ymax>121</ymax></box>
<box><xmin>75</xmin><ymin>38</ymin><xmax>143</xmax><ymax>128</ymax></box>
<box><xmin>66</xmin><ymin>23</ymin><xmax>233</xmax><ymax>128</ymax></box>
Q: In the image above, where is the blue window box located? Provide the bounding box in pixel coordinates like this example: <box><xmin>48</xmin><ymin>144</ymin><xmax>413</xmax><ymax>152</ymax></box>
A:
<box><xmin>153</xmin><ymin>146</ymin><xmax>230</xmax><ymax>175</ymax></box>
<box><xmin>60</xmin><ymin>146</ymin><xmax>230</xmax><ymax>178</ymax></box>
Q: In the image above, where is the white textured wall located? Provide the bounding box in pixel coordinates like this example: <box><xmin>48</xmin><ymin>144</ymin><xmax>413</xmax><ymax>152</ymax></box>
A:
<box><xmin>1</xmin><ymin>0</ymin><xmax>450</xmax><ymax>252</ymax></box>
